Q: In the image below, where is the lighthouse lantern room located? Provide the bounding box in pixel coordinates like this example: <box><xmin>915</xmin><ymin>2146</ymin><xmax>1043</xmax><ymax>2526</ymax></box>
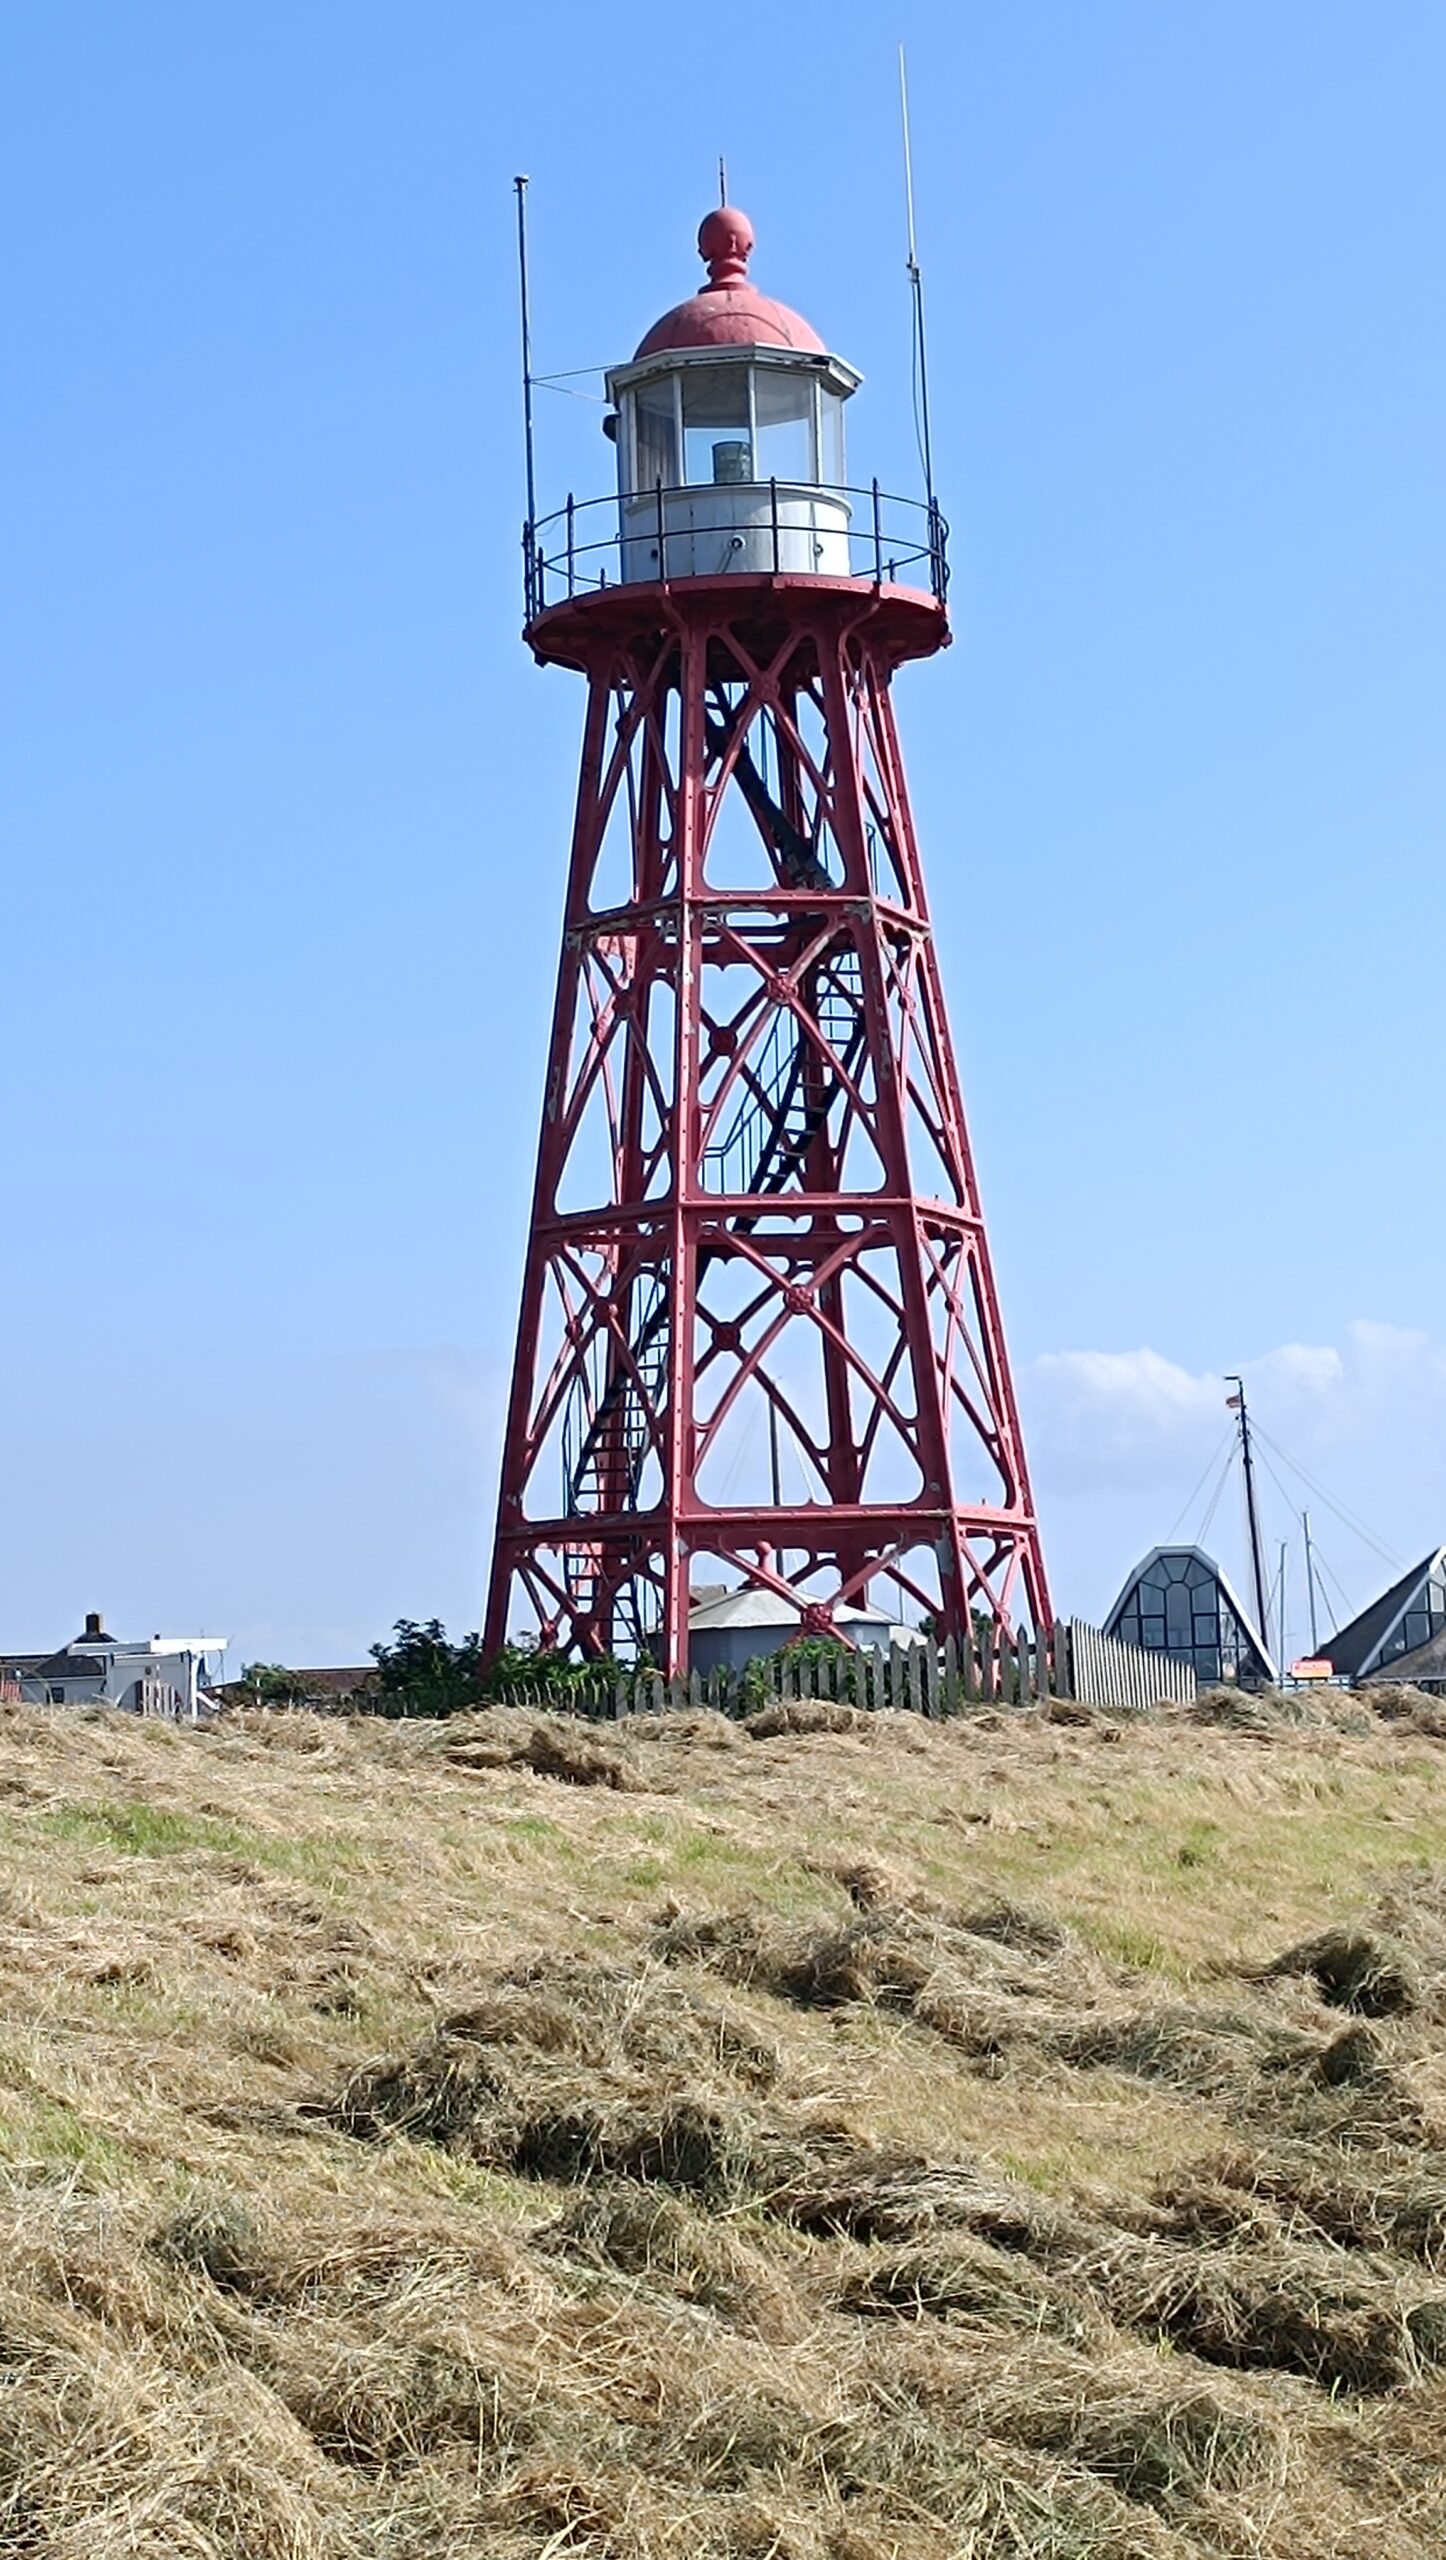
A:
<box><xmin>607</xmin><ymin>208</ymin><xmax>858</xmax><ymax>581</ymax></box>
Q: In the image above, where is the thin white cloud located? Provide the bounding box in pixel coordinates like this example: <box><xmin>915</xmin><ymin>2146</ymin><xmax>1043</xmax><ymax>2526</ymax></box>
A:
<box><xmin>1025</xmin><ymin>1323</ymin><xmax>1446</xmax><ymax>1490</ymax></box>
<box><xmin>1025</xmin><ymin>1345</ymin><xmax>1223</xmax><ymax>1490</ymax></box>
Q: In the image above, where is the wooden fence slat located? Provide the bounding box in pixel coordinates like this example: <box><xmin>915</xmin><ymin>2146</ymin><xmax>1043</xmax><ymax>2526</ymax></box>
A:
<box><xmin>1060</xmin><ymin>1617</ymin><xmax>1196</xmax><ymax>1712</ymax></box>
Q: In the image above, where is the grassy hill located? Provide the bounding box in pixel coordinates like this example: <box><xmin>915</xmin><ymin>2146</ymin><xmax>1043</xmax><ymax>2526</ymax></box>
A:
<box><xmin>4</xmin><ymin>1686</ymin><xmax>1446</xmax><ymax>2556</ymax></box>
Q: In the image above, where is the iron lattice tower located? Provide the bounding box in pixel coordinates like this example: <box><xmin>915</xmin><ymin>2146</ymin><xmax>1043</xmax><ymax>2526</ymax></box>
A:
<box><xmin>486</xmin><ymin>207</ymin><xmax>1050</xmax><ymax>1672</ymax></box>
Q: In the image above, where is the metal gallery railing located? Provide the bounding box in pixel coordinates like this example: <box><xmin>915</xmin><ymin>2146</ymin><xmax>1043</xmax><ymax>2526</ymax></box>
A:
<box><xmin>523</xmin><ymin>480</ymin><xmax>949</xmax><ymax>621</ymax></box>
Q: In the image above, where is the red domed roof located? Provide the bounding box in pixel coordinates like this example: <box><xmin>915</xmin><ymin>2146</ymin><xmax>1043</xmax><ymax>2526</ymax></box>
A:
<box><xmin>634</xmin><ymin>208</ymin><xmax>825</xmax><ymax>360</ymax></box>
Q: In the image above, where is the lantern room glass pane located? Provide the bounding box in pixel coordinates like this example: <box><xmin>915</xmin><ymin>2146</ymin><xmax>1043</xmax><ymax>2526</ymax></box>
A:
<box><xmin>681</xmin><ymin>366</ymin><xmax>751</xmax><ymax>485</ymax></box>
<box><xmin>754</xmin><ymin>368</ymin><xmax>813</xmax><ymax>484</ymax></box>
<box><xmin>633</xmin><ymin>379</ymin><xmax>678</xmax><ymax>493</ymax></box>
<box><xmin>818</xmin><ymin>388</ymin><xmax>845</xmax><ymax>486</ymax></box>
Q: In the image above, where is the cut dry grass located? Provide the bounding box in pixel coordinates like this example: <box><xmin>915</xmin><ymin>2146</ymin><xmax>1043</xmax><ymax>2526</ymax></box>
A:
<box><xmin>0</xmin><ymin>1692</ymin><xmax>1443</xmax><ymax>2552</ymax></box>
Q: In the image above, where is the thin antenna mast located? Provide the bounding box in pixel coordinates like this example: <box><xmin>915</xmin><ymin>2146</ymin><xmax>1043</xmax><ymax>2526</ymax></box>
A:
<box><xmin>514</xmin><ymin>176</ymin><xmax>538</xmax><ymax>539</ymax></box>
<box><xmin>898</xmin><ymin>46</ymin><xmax>937</xmax><ymax>516</ymax></box>
<box><xmin>1226</xmin><ymin>1375</ymin><xmax>1272</xmax><ymax>1663</ymax></box>
<box><xmin>718</xmin><ymin>154</ymin><xmax>728</xmax><ymax>207</ymax></box>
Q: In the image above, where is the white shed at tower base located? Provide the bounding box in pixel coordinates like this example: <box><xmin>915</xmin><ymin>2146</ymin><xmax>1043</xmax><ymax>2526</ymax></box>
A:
<box><xmin>686</xmin><ymin>1585</ymin><xmax>921</xmax><ymax>1678</ymax></box>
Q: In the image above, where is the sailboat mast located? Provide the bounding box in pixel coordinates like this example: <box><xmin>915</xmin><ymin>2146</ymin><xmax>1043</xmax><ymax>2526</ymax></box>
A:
<box><xmin>1302</xmin><ymin>1509</ymin><xmax>1321</xmax><ymax>1654</ymax></box>
<box><xmin>1226</xmin><ymin>1375</ymin><xmax>1272</xmax><ymax>1660</ymax></box>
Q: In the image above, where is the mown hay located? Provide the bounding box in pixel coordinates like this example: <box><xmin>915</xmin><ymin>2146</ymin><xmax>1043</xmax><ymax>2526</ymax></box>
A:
<box><xmin>510</xmin><ymin>1721</ymin><xmax>639</xmax><ymax>1789</ymax></box>
<box><xmin>1200</xmin><ymin>2150</ymin><xmax>1446</xmax><ymax>2266</ymax></box>
<box><xmin>538</xmin><ymin>2186</ymin><xmax>800</xmax><ymax>2337</ymax></box>
<box><xmin>1091</xmin><ymin>2234</ymin><xmax>1446</xmax><ymax>2391</ymax></box>
<box><xmin>5</xmin><ymin>1685</ymin><xmax>1446</xmax><ymax>2553</ymax></box>
<box><xmin>779</xmin><ymin>2153</ymin><xmax>1089</xmax><ymax>2259</ymax></box>
<box><xmin>152</xmin><ymin>2195</ymin><xmax>267</xmax><ymax>2294</ymax></box>
<box><xmin>1053</xmin><ymin>2004</ymin><xmax>1305</xmax><ymax>2093</ymax></box>
<box><xmin>435</xmin><ymin>1710</ymin><xmax>645</xmax><ymax>1789</ymax></box>
<box><xmin>1263</xmin><ymin>1926</ymin><xmax>1421</xmax><ymax>2017</ymax></box>
<box><xmin>328</xmin><ymin>1961</ymin><xmax>796</xmax><ymax>2200</ymax></box>
<box><xmin>655</xmin><ymin>1896</ymin><xmax>1087</xmax><ymax>2064</ymax></box>
<box><xmin>1359</xmin><ymin>1683</ymin><xmax>1446</xmax><ymax>1736</ymax></box>
<box><xmin>741</xmin><ymin>1697</ymin><xmax>878</xmax><ymax>1740</ymax></box>
<box><xmin>1183</xmin><ymin>1685</ymin><xmax>1310</xmax><ymax>1733</ymax></box>
<box><xmin>964</xmin><ymin>2354</ymin><xmax>1292</xmax><ymax>2515</ymax></box>
<box><xmin>836</xmin><ymin>2230</ymin><xmax>1094</xmax><ymax>2341</ymax></box>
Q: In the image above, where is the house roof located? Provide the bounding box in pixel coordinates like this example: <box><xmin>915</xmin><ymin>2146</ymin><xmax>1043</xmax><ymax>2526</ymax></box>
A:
<box><xmin>1322</xmin><ymin>1550</ymin><xmax>1446</xmax><ymax>1679</ymax></box>
<box><xmin>1104</xmin><ymin>1544</ymin><xmax>1277</xmax><ymax>1680</ymax></box>
<box><xmin>687</xmin><ymin>1587</ymin><xmax>892</xmax><ymax>1633</ymax></box>
<box><xmin>29</xmin><ymin>1650</ymin><xmax>108</xmax><ymax>1683</ymax></box>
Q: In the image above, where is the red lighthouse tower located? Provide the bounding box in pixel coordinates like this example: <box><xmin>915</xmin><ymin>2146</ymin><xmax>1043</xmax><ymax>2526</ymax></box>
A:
<box><xmin>486</xmin><ymin>206</ymin><xmax>1050</xmax><ymax>1673</ymax></box>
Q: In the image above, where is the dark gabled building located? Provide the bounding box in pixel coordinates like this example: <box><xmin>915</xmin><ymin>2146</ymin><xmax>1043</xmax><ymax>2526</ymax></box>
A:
<box><xmin>1373</xmin><ymin>1627</ymin><xmax>1446</xmax><ymax>1691</ymax></box>
<box><xmin>1322</xmin><ymin>1550</ymin><xmax>1446</xmax><ymax>1687</ymax></box>
<box><xmin>1105</xmin><ymin>1544</ymin><xmax>1276</xmax><ymax>1687</ymax></box>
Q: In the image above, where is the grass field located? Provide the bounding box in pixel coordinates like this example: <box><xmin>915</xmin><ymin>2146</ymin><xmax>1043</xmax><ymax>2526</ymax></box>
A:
<box><xmin>3</xmin><ymin>1686</ymin><xmax>1446</xmax><ymax>2555</ymax></box>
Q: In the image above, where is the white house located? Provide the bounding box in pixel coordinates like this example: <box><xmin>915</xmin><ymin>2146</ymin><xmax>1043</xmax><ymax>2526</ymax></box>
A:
<box><xmin>2</xmin><ymin>1613</ymin><xmax>228</xmax><ymax>1719</ymax></box>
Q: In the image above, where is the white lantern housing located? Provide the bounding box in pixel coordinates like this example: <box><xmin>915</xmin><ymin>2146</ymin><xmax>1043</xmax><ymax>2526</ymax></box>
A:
<box><xmin>604</xmin><ymin>209</ymin><xmax>861</xmax><ymax>584</ymax></box>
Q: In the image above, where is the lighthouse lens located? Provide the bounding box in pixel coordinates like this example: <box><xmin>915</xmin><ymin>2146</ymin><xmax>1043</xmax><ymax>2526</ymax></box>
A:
<box><xmin>712</xmin><ymin>439</ymin><xmax>752</xmax><ymax>485</ymax></box>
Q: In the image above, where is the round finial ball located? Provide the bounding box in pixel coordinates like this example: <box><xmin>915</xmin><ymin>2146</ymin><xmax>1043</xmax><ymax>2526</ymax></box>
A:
<box><xmin>698</xmin><ymin>205</ymin><xmax>754</xmax><ymax>287</ymax></box>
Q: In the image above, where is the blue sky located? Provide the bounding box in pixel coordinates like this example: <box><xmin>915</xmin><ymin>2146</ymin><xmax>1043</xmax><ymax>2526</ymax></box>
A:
<box><xmin>3</xmin><ymin>2</ymin><xmax>1442</xmax><ymax>1669</ymax></box>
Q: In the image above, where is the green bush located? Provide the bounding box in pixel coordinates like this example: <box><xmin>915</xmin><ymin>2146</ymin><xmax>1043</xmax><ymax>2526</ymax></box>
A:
<box><xmin>367</xmin><ymin>1621</ymin><xmax>629</xmax><ymax>1719</ymax></box>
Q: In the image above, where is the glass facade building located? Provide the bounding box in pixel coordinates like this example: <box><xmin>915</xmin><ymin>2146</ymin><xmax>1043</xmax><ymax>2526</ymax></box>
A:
<box><xmin>1106</xmin><ymin>1546</ymin><xmax>1274</xmax><ymax>1686</ymax></box>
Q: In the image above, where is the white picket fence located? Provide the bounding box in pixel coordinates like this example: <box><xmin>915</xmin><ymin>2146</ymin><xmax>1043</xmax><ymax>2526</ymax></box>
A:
<box><xmin>495</xmin><ymin>1617</ymin><xmax>1197</xmax><ymax>1721</ymax></box>
<box><xmin>1059</xmin><ymin>1618</ymin><xmax>1198</xmax><ymax>1712</ymax></box>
